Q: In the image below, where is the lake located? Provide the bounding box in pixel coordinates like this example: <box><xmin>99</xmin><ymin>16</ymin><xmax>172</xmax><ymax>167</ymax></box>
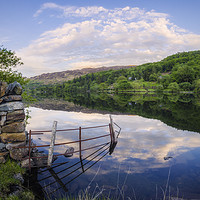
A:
<box><xmin>27</xmin><ymin>93</ymin><xmax>200</xmax><ymax>199</ymax></box>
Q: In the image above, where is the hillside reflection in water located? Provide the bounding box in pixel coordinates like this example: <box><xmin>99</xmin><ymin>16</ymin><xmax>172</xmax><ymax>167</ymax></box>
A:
<box><xmin>27</xmin><ymin>106</ymin><xmax>200</xmax><ymax>199</ymax></box>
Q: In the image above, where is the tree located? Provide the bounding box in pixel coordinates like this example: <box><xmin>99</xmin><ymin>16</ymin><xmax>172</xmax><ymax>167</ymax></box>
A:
<box><xmin>168</xmin><ymin>82</ymin><xmax>180</xmax><ymax>92</ymax></box>
<box><xmin>171</xmin><ymin>64</ymin><xmax>195</xmax><ymax>83</ymax></box>
<box><xmin>0</xmin><ymin>46</ymin><xmax>27</xmax><ymax>85</ymax></box>
<box><xmin>179</xmin><ymin>82</ymin><xmax>193</xmax><ymax>91</ymax></box>
<box><xmin>149</xmin><ymin>73</ymin><xmax>158</xmax><ymax>82</ymax></box>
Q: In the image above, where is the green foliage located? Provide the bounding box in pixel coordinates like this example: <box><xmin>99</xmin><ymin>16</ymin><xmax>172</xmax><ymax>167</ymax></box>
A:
<box><xmin>179</xmin><ymin>82</ymin><xmax>193</xmax><ymax>91</ymax></box>
<box><xmin>171</xmin><ymin>64</ymin><xmax>195</xmax><ymax>83</ymax></box>
<box><xmin>0</xmin><ymin>47</ymin><xmax>27</xmax><ymax>85</ymax></box>
<box><xmin>167</xmin><ymin>82</ymin><xmax>180</xmax><ymax>92</ymax></box>
<box><xmin>193</xmin><ymin>79</ymin><xmax>200</xmax><ymax>93</ymax></box>
<box><xmin>0</xmin><ymin>159</ymin><xmax>25</xmax><ymax>197</ymax></box>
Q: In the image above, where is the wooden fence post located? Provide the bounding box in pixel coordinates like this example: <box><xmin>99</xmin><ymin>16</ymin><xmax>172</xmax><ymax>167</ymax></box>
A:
<box><xmin>47</xmin><ymin>121</ymin><xmax>57</xmax><ymax>167</ymax></box>
<box><xmin>79</xmin><ymin>126</ymin><xmax>84</xmax><ymax>172</ymax></box>
<box><xmin>28</xmin><ymin>130</ymin><xmax>32</xmax><ymax>172</ymax></box>
<box><xmin>109</xmin><ymin>115</ymin><xmax>115</xmax><ymax>143</ymax></box>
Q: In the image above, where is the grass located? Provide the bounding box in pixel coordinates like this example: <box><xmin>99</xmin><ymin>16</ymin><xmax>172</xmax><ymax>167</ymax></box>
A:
<box><xmin>0</xmin><ymin>159</ymin><xmax>34</xmax><ymax>200</ymax></box>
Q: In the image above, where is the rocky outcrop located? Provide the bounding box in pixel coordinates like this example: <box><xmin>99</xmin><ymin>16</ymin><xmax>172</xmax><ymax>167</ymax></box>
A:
<box><xmin>0</xmin><ymin>81</ymin><xmax>27</xmax><ymax>163</ymax></box>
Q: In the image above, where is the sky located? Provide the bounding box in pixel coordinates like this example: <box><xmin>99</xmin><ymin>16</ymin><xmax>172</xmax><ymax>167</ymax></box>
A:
<box><xmin>1</xmin><ymin>0</ymin><xmax>200</xmax><ymax>77</ymax></box>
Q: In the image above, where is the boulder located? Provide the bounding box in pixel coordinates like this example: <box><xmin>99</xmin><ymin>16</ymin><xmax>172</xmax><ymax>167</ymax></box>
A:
<box><xmin>32</xmin><ymin>152</ymin><xmax>57</xmax><ymax>167</ymax></box>
<box><xmin>10</xmin><ymin>146</ymin><xmax>29</xmax><ymax>161</ymax></box>
<box><xmin>6</xmin><ymin>110</ymin><xmax>25</xmax><ymax>124</ymax></box>
<box><xmin>5</xmin><ymin>81</ymin><xmax>22</xmax><ymax>95</ymax></box>
<box><xmin>0</xmin><ymin>82</ymin><xmax>8</xmax><ymax>97</ymax></box>
<box><xmin>64</xmin><ymin>147</ymin><xmax>74</xmax><ymax>157</ymax></box>
<box><xmin>2</xmin><ymin>121</ymin><xmax>25</xmax><ymax>133</ymax></box>
<box><xmin>0</xmin><ymin>102</ymin><xmax>24</xmax><ymax>112</ymax></box>
<box><xmin>21</xmin><ymin>158</ymin><xmax>34</xmax><ymax>168</ymax></box>
<box><xmin>0</xmin><ymin>132</ymin><xmax>26</xmax><ymax>143</ymax></box>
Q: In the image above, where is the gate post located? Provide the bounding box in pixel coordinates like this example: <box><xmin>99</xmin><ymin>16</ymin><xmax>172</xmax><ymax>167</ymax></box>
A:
<box><xmin>109</xmin><ymin>115</ymin><xmax>115</xmax><ymax>143</ymax></box>
<box><xmin>79</xmin><ymin>126</ymin><xmax>84</xmax><ymax>172</ymax></box>
<box><xmin>47</xmin><ymin>121</ymin><xmax>57</xmax><ymax>167</ymax></box>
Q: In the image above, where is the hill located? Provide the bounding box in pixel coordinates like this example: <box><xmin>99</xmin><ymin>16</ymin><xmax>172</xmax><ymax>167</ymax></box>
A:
<box><xmin>27</xmin><ymin>50</ymin><xmax>200</xmax><ymax>94</ymax></box>
<box><xmin>30</xmin><ymin>65</ymin><xmax>136</xmax><ymax>84</ymax></box>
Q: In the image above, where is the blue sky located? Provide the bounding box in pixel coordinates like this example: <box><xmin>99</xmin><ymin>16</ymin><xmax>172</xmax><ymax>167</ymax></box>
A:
<box><xmin>1</xmin><ymin>0</ymin><xmax>200</xmax><ymax>77</ymax></box>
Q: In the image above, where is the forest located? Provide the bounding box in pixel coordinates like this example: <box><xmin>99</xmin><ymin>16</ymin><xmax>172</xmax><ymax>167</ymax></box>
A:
<box><xmin>27</xmin><ymin>50</ymin><xmax>200</xmax><ymax>95</ymax></box>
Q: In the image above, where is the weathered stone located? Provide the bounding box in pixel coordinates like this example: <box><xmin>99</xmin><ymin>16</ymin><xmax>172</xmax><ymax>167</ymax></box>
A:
<box><xmin>0</xmin><ymin>151</ymin><xmax>9</xmax><ymax>157</ymax></box>
<box><xmin>0</xmin><ymin>111</ymin><xmax>7</xmax><ymax>126</ymax></box>
<box><xmin>0</xmin><ymin>82</ymin><xmax>8</xmax><ymax>98</ymax></box>
<box><xmin>0</xmin><ymin>98</ymin><xmax>3</xmax><ymax>104</ymax></box>
<box><xmin>32</xmin><ymin>152</ymin><xmax>57</xmax><ymax>167</ymax></box>
<box><xmin>10</xmin><ymin>146</ymin><xmax>29</xmax><ymax>161</ymax></box>
<box><xmin>0</xmin><ymin>102</ymin><xmax>24</xmax><ymax>111</ymax></box>
<box><xmin>64</xmin><ymin>147</ymin><xmax>74</xmax><ymax>157</ymax></box>
<box><xmin>0</xmin><ymin>143</ymin><xmax>6</xmax><ymax>151</ymax></box>
<box><xmin>6</xmin><ymin>110</ymin><xmax>25</xmax><ymax>123</ymax></box>
<box><xmin>2</xmin><ymin>95</ymin><xmax>22</xmax><ymax>102</ymax></box>
<box><xmin>0</xmin><ymin>132</ymin><xmax>26</xmax><ymax>143</ymax></box>
<box><xmin>21</xmin><ymin>158</ymin><xmax>34</xmax><ymax>168</ymax></box>
<box><xmin>6</xmin><ymin>141</ymin><xmax>26</xmax><ymax>150</ymax></box>
<box><xmin>14</xmin><ymin>173</ymin><xmax>24</xmax><ymax>184</ymax></box>
<box><xmin>0</xmin><ymin>156</ymin><xmax>6</xmax><ymax>163</ymax></box>
<box><xmin>0</xmin><ymin>115</ymin><xmax>7</xmax><ymax>126</ymax></box>
<box><xmin>0</xmin><ymin>111</ymin><xmax>7</xmax><ymax>116</ymax></box>
<box><xmin>2</xmin><ymin>121</ymin><xmax>25</xmax><ymax>133</ymax></box>
<box><xmin>5</xmin><ymin>81</ymin><xmax>22</xmax><ymax>95</ymax></box>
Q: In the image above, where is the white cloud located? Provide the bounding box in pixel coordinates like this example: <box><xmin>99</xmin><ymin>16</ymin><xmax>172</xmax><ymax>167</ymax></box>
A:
<box><xmin>18</xmin><ymin>4</ymin><xmax>200</xmax><ymax>77</ymax></box>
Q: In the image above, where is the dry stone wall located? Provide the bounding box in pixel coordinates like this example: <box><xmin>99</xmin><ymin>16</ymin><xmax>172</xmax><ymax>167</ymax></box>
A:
<box><xmin>0</xmin><ymin>81</ymin><xmax>28</xmax><ymax>163</ymax></box>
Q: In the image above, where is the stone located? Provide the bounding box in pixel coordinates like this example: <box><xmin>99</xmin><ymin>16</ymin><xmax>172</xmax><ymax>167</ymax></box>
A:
<box><xmin>6</xmin><ymin>141</ymin><xmax>26</xmax><ymax>150</ymax></box>
<box><xmin>6</xmin><ymin>110</ymin><xmax>25</xmax><ymax>123</ymax></box>
<box><xmin>32</xmin><ymin>152</ymin><xmax>57</xmax><ymax>167</ymax></box>
<box><xmin>21</xmin><ymin>158</ymin><xmax>34</xmax><ymax>168</ymax></box>
<box><xmin>0</xmin><ymin>132</ymin><xmax>26</xmax><ymax>143</ymax></box>
<box><xmin>5</xmin><ymin>81</ymin><xmax>22</xmax><ymax>95</ymax></box>
<box><xmin>14</xmin><ymin>173</ymin><xmax>24</xmax><ymax>184</ymax></box>
<box><xmin>2</xmin><ymin>121</ymin><xmax>25</xmax><ymax>133</ymax></box>
<box><xmin>9</xmin><ymin>185</ymin><xmax>23</xmax><ymax>197</ymax></box>
<box><xmin>2</xmin><ymin>95</ymin><xmax>22</xmax><ymax>102</ymax></box>
<box><xmin>0</xmin><ymin>143</ymin><xmax>6</xmax><ymax>151</ymax></box>
<box><xmin>0</xmin><ymin>115</ymin><xmax>6</xmax><ymax>126</ymax></box>
<box><xmin>0</xmin><ymin>151</ymin><xmax>9</xmax><ymax>157</ymax></box>
<box><xmin>64</xmin><ymin>147</ymin><xmax>74</xmax><ymax>157</ymax></box>
<box><xmin>0</xmin><ymin>82</ymin><xmax>8</xmax><ymax>98</ymax></box>
<box><xmin>0</xmin><ymin>102</ymin><xmax>24</xmax><ymax>112</ymax></box>
<box><xmin>10</xmin><ymin>145</ymin><xmax>29</xmax><ymax>161</ymax></box>
<box><xmin>0</xmin><ymin>111</ymin><xmax>7</xmax><ymax>126</ymax></box>
<box><xmin>0</xmin><ymin>156</ymin><xmax>6</xmax><ymax>163</ymax></box>
<box><xmin>0</xmin><ymin>98</ymin><xmax>2</xmax><ymax>104</ymax></box>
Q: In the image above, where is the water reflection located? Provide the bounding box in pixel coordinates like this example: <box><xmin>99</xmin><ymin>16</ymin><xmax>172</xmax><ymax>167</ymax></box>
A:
<box><xmin>27</xmin><ymin>107</ymin><xmax>200</xmax><ymax>199</ymax></box>
<box><xmin>32</xmin><ymin>93</ymin><xmax>200</xmax><ymax>133</ymax></box>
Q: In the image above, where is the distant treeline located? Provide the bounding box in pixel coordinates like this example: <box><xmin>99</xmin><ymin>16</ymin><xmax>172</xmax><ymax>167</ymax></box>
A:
<box><xmin>27</xmin><ymin>50</ymin><xmax>200</xmax><ymax>95</ymax></box>
<box><xmin>32</xmin><ymin>92</ymin><xmax>200</xmax><ymax>133</ymax></box>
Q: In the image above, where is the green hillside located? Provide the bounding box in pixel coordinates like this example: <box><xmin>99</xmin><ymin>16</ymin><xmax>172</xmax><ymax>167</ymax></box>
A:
<box><xmin>27</xmin><ymin>50</ymin><xmax>200</xmax><ymax>95</ymax></box>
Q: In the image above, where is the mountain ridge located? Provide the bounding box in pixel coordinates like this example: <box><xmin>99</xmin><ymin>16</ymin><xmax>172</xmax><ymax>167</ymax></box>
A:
<box><xmin>30</xmin><ymin>65</ymin><xmax>136</xmax><ymax>84</ymax></box>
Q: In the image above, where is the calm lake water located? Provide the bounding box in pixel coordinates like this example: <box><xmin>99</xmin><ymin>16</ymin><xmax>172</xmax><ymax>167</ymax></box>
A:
<box><xmin>27</xmin><ymin>94</ymin><xmax>200</xmax><ymax>200</ymax></box>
